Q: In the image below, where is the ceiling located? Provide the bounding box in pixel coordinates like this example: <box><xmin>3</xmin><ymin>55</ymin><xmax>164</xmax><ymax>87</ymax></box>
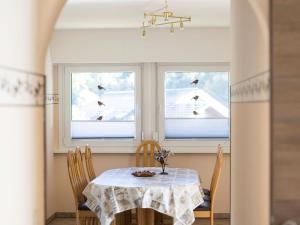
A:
<box><xmin>55</xmin><ymin>0</ymin><xmax>230</xmax><ymax>29</ymax></box>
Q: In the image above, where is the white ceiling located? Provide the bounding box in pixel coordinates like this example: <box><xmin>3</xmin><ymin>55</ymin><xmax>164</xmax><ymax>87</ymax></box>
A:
<box><xmin>55</xmin><ymin>0</ymin><xmax>230</xmax><ymax>29</ymax></box>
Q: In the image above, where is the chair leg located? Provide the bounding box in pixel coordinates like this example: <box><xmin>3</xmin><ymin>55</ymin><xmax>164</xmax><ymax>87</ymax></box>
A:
<box><xmin>76</xmin><ymin>212</ymin><xmax>80</xmax><ymax>225</ymax></box>
<box><xmin>154</xmin><ymin>211</ymin><xmax>163</xmax><ymax>225</ymax></box>
<box><xmin>79</xmin><ymin>217</ymin><xmax>84</xmax><ymax>225</ymax></box>
<box><xmin>137</xmin><ymin>208</ymin><xmax>144</xmax><ymax>225</ymax></box>
<box><xmin>210</xmin><ymin>213</ymin><xmax>214</xmax><ymax>225</ymax></box>
<box><xmin>111</xmin><ymin>218</ymin><xmax>116</xmax><ymax>225</ymax></box>
<box><xmin>120</xmin><ymin>210</ymin><xmax>132</xmax><ymax>225</ymax></box>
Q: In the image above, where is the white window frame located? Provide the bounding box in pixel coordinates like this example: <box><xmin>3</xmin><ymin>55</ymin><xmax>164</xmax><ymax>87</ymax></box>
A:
<box><xmin>58</xmin><ymin>64</ymin><xmax>142</xmax><ymax>152</ymax></box>
<box><xmin>157</xmin><ymin>63</ymin><xmax>230</xmax><ymax>153</ymax></box>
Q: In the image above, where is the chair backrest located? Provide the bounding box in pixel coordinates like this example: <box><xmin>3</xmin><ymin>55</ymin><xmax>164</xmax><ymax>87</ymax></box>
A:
<box><xmin>210</xmin><ymin>145</ymin><xmax>223</xmax><ymax>204</ymax></box>
<box><xmin>84</xmin><ymin>145</ymin><xmax>96</xmax><ymax>181</ymax></box>
<box><xmin>136</xmin><ymin>140</ymin><xmax>161</xmax><ymax>167</ymax></box>
<box><xmin>67</xmin><ymin>149</ymin><xmax>88</xmax><ymax>207</ymax></box>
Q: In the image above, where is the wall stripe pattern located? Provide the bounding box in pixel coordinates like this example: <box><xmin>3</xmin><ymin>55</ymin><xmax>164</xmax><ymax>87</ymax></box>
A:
<box><xmin>0</xmin><ymin>65</ymin><xmax>269</xmax><ymax>106</ymax></box>
<box><xmin>231</xmin><ymin>71</ymin><xmax>270</xmax><ymax>103</ymax></box>
<box><xmin>0</xmin><ymin>66</ymin><xmax>45</xmax><ymax>106</ymax></box>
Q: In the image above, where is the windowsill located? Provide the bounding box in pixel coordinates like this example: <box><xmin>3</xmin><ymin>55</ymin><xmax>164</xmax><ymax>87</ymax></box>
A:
<box><xmin>159</xmin><ymin>138</ymin><xmax>230</xmax><ymax>153</ymax></box>
<box><xmin>62</xmin><ymin>138</ymin><xmax>140</xmax><ymax>148</ymax></box>
<box><xmin>53</xmin><ymin>148</ymin><xmax>230</xmax><ymax>154</ymax></box>
<box><xmin>53</xmin><ymin>146</ymin><xmax>138</xmax><ymax>154</ymax></box>
<box><xmin>53</xmin><ymin>139</ymin><xmax>230</xmax><ymax>154</ymax></box>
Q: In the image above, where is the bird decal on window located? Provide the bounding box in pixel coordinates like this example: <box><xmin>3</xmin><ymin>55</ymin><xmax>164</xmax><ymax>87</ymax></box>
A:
<box><xmin>191</xmin><ymin>79</ymin><xmax>199</xmax><ymax>114</ymax></box>
<box><xmin>97</xmin><ymin>101</ymin><xmax>105</xmax><ymax>106</ymax></box>
<box><xmin>191</xmin><ymin>79</ymin><xmax>199</xmax><ymax>85</ymax></box>
<box><xmin>192</xmin><ymin>95</ymin><xmax>199</xmax><ymax>101</ymax></box>
<box><xmin>96</xmin><ymin>84</ymin><xmax>105</xmax><ymax>121</ymax></box>
<box><xmin>97</xmin><ymin>85</ymin><xmax>105</xmax><ymax>90</ymax></box>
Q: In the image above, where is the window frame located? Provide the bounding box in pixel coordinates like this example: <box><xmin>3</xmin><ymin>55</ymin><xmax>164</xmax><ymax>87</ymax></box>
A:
<box><xmin>157</xmin><ymin>63</ymin><xmax>230</xmax><ymax>152</ymax></box>
<box><xmin>58</xmin><ymin>64</ymin><xmax>142</xmax><ymax>151</ymax></box>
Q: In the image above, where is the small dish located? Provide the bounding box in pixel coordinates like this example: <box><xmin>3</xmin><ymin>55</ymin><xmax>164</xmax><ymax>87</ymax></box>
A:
<box><xmin>132</xmin><ymin>170</ymin><xmax>156</xmax><ymax>177</ymax></box>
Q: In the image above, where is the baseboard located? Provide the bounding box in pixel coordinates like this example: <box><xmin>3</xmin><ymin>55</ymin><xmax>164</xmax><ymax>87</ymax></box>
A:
<box><xmin>46</xmin><ymin>212</ymin><xmax>76</xmax><ymax>224</ymax></box>
<box><xmin>55</xmin><ymin>212</ymin><xmax>76</xmax><ymax>218</ymax></box>
<box><xmin>214</xmin><ymin>213</ymin><xmax>231</xmax><ymax>219</ymax></box>
<box><xmin>46</xmin><ymin>213</ymin><xmax>56</xmax><ymax>225</ymax></box>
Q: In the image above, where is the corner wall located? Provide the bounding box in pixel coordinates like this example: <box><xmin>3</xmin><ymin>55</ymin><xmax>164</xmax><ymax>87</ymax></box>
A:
<box><xmin>231</xmin><ymin>1</ymin><xmax>270</xmax><ymax>225</ymax></box>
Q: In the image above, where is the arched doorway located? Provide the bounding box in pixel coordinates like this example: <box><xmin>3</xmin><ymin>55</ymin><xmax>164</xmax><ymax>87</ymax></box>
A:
<box><xmin>0</xmin><ymin>1</ymin><xmax>275</xmax><ymax>225</ymax></box>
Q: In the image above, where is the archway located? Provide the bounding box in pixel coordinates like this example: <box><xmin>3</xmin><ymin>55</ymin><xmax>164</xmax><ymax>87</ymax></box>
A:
<box><xmin>0</xmin><ymin>1</ymin><xmax>271</xmax><ymax>225</ymax></box>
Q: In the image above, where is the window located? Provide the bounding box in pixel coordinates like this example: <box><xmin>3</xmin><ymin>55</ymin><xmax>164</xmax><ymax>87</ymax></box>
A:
<box><xmin>60</xmin><ymin>64</ymin><xmax>141</xmax><ymax>147</ymax></box>
<box><xmin>158</xmin><ymin>65</ymin><xmax>230</xmax><ymax>143</ymax></box>
<box><xmin>59</xmin><ymin>63</ymin><xmax>230</xmax><ymax>153</ymax></box>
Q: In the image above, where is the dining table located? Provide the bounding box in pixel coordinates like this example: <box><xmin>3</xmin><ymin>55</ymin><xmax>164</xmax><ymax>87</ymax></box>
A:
<box><xmin>83</xmin><ymin>167</ymin><xmax>204</xmax><ymax>225</ymax></box>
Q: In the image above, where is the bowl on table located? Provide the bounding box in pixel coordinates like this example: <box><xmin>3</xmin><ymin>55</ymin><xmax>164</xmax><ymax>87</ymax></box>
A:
<box><xmin>132</xmin><ymin>170</ymin><xmax>156</xmax><ymax>177</ymax></box>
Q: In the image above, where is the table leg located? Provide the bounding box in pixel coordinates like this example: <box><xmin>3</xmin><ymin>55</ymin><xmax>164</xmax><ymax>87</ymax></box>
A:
<box><xmin>145</xmin><ymin>209</ymin><xmax>154</xmax><ymax>225</ymax></box>
<box><xmin>114</xmin><ymin>210</ymin><xmax>132</xmax><ymax>225</ymax></box>
<box><xmin>137</xmin><ymin>208</ymin><xmax>154</xmax><ymax>225</ymax></box>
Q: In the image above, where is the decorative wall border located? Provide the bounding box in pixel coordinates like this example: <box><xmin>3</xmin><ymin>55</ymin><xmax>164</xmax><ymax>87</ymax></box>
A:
<box><xmin>0</xmin><ymin>66</ymin><xmax>45</xmax><ymax>106</ymax></box>
<box><xmin>46</xmin><ymin>94</ymin><xmax>59</xmax><ymax>105</ymax></box>
<box><xmin>231</xmin><ymin>71</ymin><xmax>270</xmax><ymax>103</ymax></box>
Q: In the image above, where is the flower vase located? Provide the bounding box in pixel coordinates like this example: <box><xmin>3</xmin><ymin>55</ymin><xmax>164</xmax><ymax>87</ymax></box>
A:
<box><xmin>160</xmin><ymin>163</ymin><xmax>168</xmax><ymax>175</ymax></box>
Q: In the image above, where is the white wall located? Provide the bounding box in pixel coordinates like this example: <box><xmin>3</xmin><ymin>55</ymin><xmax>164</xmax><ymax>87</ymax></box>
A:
<box><xmin>231</xmin><ymin>0</ymin><xmax>270</xmax><ymax>225</ymax></box>
<box><xmin>0</xmin><ymin>1</ymin><xmax>66</xmax><ymax>225</ymax></box>
<box><xmin>46</xmin><ymin>50</ymin><xmax>58</xmax><ymax>218</ymax></box>
<box><xmin>0</xmin><ymin>2</ymin><xmax>42</xmax><ymax>225</ymax></box>
<box><xmin>50</xmin><ymin>28</ymin><xmax>230</xmax><ymax>63</ymax></box>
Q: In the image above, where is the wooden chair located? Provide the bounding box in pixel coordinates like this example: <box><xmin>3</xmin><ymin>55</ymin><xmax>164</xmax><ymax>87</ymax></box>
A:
<box><xmin>84</xmin><ymin>145</ymin><xmax>96</xmax><ymax>181</ymax></box>
<box><xmin>135</xmin><ymin>140</ymin><xmax>161</xmax><ymax>167</ymax></box>
<box><xmin>83</xmin><ymin>146</ymin><xmax>131</xmax><ymax>225</ymax></box>
<box><xmin>136</xmin><ymin>140</ymin><xmax>163</xmax><ymax>225</ymax></box>
<box><xmin>67</xmin><ymin>149</ymin><xmax>100</xmax><ymax>225</ymax></box>
<box><xmin>194</xmin><ymin>145</ymin><xmax>224</xmax><ymax>225</ymax></box>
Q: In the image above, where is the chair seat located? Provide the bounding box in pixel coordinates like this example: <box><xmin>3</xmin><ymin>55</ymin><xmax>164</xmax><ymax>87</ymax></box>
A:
<box><xmin>195</xmin><ymin>188</ymin><xmax>211</xmax><ymax>211</ymax></box>
<box><xmin>203</xmin><ymin>193</ymin><xmax>211</xmax><ymax>201</ymax></box>
<box><xmin>194</xmin><ymin>200</ymin><xmax>211</xmax><ymax>211</ymax></box>
<box><xmin>78</xmin><ymin>202</ymin><xmax>90</xmax><ymax>211</ymax></box>
<box><xmin>202</xmin><ymin>188</ymin><xmax>211</xmax><ymax>201</ymax></box>
<box><xmin>203</xmin><ymin>188</ymin><xmax>210</xmax><ymax>195</ymax></box>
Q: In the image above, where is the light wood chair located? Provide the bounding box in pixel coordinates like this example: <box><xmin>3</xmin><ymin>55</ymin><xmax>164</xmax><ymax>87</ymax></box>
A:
<box><xmin>135</xmin><ymin>140</ymin><xmax>163</xmax><ymax>225</ymax></box>
<box><xmin>194</xmin><ymin>145</ymin><xmax>224</xmax><ymax>225</ymax></box>
<box><xmin>135</xmin><ymin>140</ymin><xmax>161</xmax><ymax>167</ymax></box>
<box><xmin>84</xmin><ymin>145</ymin><xmax>96</xmax><ymax>181</ymax></box>
<box><xmin>67</xmin><ymin>149</ymin><xmax>100</xmax><ymax>225</ymax></box>
<box><xmin>83</xmin><ymin>146</ymin><xmax>131</xmax><ymax>225</ymax></box>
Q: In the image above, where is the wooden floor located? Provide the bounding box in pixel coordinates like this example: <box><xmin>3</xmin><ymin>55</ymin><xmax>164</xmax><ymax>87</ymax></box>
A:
<box><xmin>48</xmin><ymin>218</ymin><xmax>230</xmax><ymax>225</ymax></box>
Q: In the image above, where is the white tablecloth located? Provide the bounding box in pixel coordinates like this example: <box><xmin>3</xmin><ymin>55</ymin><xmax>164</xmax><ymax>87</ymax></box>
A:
<box><xmin>83</xmin><ymin>167</ymin><xmax>204</xmax><ymax>225</ymax></box>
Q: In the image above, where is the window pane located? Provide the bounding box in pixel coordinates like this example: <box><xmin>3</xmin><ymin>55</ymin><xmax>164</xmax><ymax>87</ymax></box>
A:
<box><xmin>164</xmin><ymin>71</ymin><xmax>229</xmax><ymax>139</ymax></box>
<box><xmin>71</xmin><ymin>71</ymin><xmax>135</xmax><ymax>139</ymax></box>
<box><xmin>71</xmin><ymin>121</ymin><xmax>135</xmax><ymax>139</ymax></box>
